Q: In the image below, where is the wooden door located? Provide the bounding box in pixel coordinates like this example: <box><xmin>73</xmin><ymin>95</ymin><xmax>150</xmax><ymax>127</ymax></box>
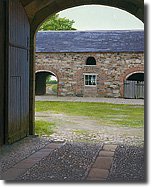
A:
<box><xmin>136</xmin><ymin>81</ymin><xmax>144</xmax><ymax>99</ymax></box>
<box><xmin>0</xmin><ymin>0</ymin><xmax>5</xmax><ymax>146</ymax></box>
<box><xmin>124</xmin><ymin>80</ymin><xmax>136</xmax><ymax>99</ymax></box>
<box><xmin>124</xmin><ymin>80</ymin><xmax>144</xmax><ymax>99</ymax></box>
<box><xmin>6</xmin><ymin>0</ymin><xmax>30</xmax><ymax>143</ymax></box>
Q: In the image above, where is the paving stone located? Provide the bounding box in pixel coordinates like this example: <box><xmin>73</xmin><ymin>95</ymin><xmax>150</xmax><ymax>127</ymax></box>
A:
<box><xmin>1</xmin><ymin>168</ymin><xmax>26</xmax><ymax>180</ymax></box>
<box><xmin>44</xmin><ymin>143</ymin><xmax>63</xmax><ymax>149</ymax></box>
<box><xmin>28</xmin><ymin>151</ymin><xmax>50</xmax><ymax>159</ymax></box>
<box><xmin>99</xmin><ymin>151</ymin><xmax>114</xmax><ymax>157</ymax></box>
<box><xmin>103</xmin><ymin>145</ymin><xmax>117</xmax><ymax>152</ymax></box>
<box><xmin>88</xmin><ymin>168</ymin><xmax>109</xmax><ymax>179</ymax></box>
<box><xmin>86</xmin><ymin>177</ymin><xmax>106</xmax><ymax>181</ymax></box>
<box><xmin>39</xmin><ymin>148</ymin><xmax>53</xmax><ymax>153</ymax></box>
<box><xmin>13</xmin><ymin>159</ymin><xmax>39</xmax><ymax>169</ymax></box>
<box><xmin>92</xmin><ymin>157</ymin><xmax>113</xmax><ymax>170</ymax></box>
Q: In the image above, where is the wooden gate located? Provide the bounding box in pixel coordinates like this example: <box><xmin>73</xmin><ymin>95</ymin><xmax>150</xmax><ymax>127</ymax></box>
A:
<box><xmin>6</xmin><ymin>0</ymin><xmax>30</xmax><ymax>143</ymax></box>
<box><xmin>124</xmin><ymin>80</ymin><xmax>144</xmax><ymax>99</ymax></box>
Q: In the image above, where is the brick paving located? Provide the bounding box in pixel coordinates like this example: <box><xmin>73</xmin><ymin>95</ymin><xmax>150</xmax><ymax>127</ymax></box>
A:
<box><xmin>86</xmin><ymin>144</ymin><xmax>117</xmax><ymax>181</ymax></box>
<box><xmin>1</xmin><ymin>142</ymin><xmax>63</xmax><ymax>180</ymax></box>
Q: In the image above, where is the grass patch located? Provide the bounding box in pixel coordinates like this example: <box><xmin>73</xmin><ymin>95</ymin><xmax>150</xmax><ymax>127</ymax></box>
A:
<box><xmin>52</xmin><ymin>84</ymin><xmax>57</xmax><ymax>93</ymax></box>
<box><xmin>73</xmin><ymin>129</ymin><xmax>89</xmax><ymax>135</ymax></box>
<box><xmin>35</xmin><ymin>101</ymin><xmax>144</xmax><ymax>128</ymax></box>
<box><xmin>35</xmin><ymin>120</ymin><xmax>56</xmax><ymax>136</ymax></box>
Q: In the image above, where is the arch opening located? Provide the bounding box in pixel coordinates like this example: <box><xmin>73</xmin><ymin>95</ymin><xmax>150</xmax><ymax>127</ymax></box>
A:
<box><xmin>126</xmin><ymin>72</ymin><xmax>144</xmax><ymax>82</ymax></box>
<box><xmin>35</xmin><ymin>71</ymin><xmax>58</xmax><ymax>96</ymax></box>
<box><xmin>35</xmin><ymin>4</ymin><xmax>144</xmax><ymax>33</ymax></box>
<box><xmin>31</xmin><ymin>1</ymin><xmax>144</xmax><ymax>141</ymax></box>
<box><xmin>29</xmin><ymin>0</ymin><xmax>144</xmax><ymax>33</ymax></box>
<box><xmin>124</xmin><ymin>72</ymin><xmax>144</xmax><ymax>99</ymax></box>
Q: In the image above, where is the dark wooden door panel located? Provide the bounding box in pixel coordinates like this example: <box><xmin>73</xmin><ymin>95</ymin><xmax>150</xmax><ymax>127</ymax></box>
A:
<box><xmin>0</xmin><ymin>0</ymin><xmax>5</xmax><ymax>146</ymax></box>
<box><xmin>8</xmin><ymin>76</ymin><xmax>21</xmax><ymax>143</ymax></box>
<box><xmin>7</xmin><ymin>0</ymin><xmax>30</xmax><ymax>144</ymax></box>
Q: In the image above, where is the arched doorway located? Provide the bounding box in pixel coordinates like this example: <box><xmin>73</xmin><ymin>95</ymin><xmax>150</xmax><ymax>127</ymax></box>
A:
<box><xmin>35</xmin><ymin>71</ymin><xmax>58</xmax><ymax>96</ymax></box>
<box><xmin>29</xmin><ymin>1</ymin><xmax>144</xmax><ymax>136</ymax></box>
<box><xmin>24</xmin><ymin>0</ymin><xmax>144</xmax><ymax>33</ymax></box>
<box><xmin>1</xmin><ymin>0</ymin><xmax>144</xmax><ymax>145</ymax></box>
<box><xmin>124</xmin><ymin>72</ymin><xmax>144</xmax><ymax>99</ymax></box>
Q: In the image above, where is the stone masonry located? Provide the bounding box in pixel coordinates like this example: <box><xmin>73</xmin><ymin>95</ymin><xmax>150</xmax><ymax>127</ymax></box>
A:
<box><xmin>35</xmin><ymin>31</ymin><xmax>144</xmax><ymax>98</ymax></box>
<box><xmin>35</xmin><ymin>52</ymin><xmax>144</xmax><ymax>97</ymax></box>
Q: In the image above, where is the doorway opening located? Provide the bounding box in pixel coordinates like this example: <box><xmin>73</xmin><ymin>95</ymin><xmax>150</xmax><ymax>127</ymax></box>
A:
<box><xmin>33</xmin><ymin>4</ymin><xmax>144</xmax><ymax>141</ymax></box>
<box><xmin>124</xmin><ymin>72</ymin><xmax>144</xmax><ymax>99</ymax></box>
<box><xmin>35</xmin><ymin>71</ymin><xmax>58</xmax><ymax>96</ymax></box>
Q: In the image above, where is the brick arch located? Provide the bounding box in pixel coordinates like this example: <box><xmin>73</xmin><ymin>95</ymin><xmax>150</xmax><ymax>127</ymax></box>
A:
<box><xmin>35</xmin><ymin>65</ymin><xmax>63</xmax><ymax>96</ymax></box>
<box><xmin>119</xmin><ymin>66</ymin><xmax>144</xmax><ymax>97</ymax></box>
<box><xmin>35</xmin><ymin>64</ymin><xmax>63</xmax><ymax>81</ymax></box>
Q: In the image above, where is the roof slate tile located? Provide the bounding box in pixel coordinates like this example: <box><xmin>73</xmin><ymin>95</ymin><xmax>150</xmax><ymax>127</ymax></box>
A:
<box><xmin>36</xmin><ymin>31</ymin><xmax>144</xmax><ymax>53</ymax></box>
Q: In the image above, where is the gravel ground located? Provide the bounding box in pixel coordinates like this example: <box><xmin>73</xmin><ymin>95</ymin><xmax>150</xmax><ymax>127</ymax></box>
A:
<box><xmin>108</xmin><ymin>145</ymin><xmax>145</xmax><ymax>182</ymax></box>
<box><xmin>16</xmin><ymin>142</ymin><xmax>102</xmax><ymax>182</ymax></box>
<box><xmin>35</xmin><ymin>96</ymin><xmax>144</xmax><ymax>105</ymax></box>
<box><xmin>36</xmin><ymin>112</ymin><xmax>144</xmax><ymax>147</ymax></box>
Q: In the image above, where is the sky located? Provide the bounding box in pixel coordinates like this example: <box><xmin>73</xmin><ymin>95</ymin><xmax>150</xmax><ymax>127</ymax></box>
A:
<box><xmin>59</xmin><ymin>5</ymin><xmax>144</xmax><ymax>30</ymax></box>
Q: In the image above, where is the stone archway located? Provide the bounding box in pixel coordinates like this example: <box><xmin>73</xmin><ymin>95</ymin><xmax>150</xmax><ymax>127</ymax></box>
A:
<box><xmin>35</xmin><ymin>71</ymin><xmax>59</xmax><ymax>96</ymax></box>
<box><xmin>20</xmin><ymin>0</ymin><xmax>144</xmax><ymax>33</ymax></box>
<box><xmin>0</xmin><ymin>0</ymin><xmax>144</xmax><ymax>145</ymax></box>
<box><xmin>35</xmin><ymin>71</ymin><xmax>58</xmax><ymax>95</ymax></box>
<box><xmin>28</xmin><ymin>0</ymin><xmax>144</xmax><ymax>135</ymax></box>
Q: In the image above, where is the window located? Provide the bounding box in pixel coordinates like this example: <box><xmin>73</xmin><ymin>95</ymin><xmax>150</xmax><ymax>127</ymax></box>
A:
<box><xmin>85</xmin><ymin>75</ymin><xmax>97</xmax><ymax>86</ymax></box>
<box><xmin>86</xmin><ymin>57</ymin><xmax>96</xmax><ymax>65</ymax></box>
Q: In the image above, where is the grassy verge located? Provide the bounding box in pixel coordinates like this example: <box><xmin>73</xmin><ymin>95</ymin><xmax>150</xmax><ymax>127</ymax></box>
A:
<box><xmin>35</xmin><ymin>120</ymin><xmax>56</xmax><ymax>136</ymax></box>
<box><xmin>35</xmin><ymin>101</ymin><xmax>144</xmax><ymax>128</ymax></box>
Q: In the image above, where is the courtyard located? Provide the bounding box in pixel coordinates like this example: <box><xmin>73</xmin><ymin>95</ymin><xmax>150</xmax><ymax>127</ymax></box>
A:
<box><xmin>35</xmin><ymin>96</ymin><xmax>144</xmax><ymax>146</ymax></box>
<box><xmin>0</xmin><ymin>97</ymin><xmax>144</xmax><ymax>181</ymax></box>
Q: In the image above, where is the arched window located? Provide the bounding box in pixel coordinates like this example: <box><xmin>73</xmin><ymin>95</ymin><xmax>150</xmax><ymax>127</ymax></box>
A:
<box><xmin>86</xmin><ymin>57</ymin><xmax>96</xmax><ymax>65</ymax></box>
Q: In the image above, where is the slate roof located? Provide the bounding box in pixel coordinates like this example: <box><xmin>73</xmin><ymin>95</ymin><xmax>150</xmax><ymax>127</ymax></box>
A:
<box><xmin>36</xmin><ymin>30</ymin><xmax>144</xmax><ymax>53</ymax></box>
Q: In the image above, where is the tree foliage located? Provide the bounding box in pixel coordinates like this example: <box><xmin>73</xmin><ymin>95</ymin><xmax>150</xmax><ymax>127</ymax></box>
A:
<box><xmin>39</xmin><ymin>14</ymin><xmax>76</xmax><ymax>31</ymax></box>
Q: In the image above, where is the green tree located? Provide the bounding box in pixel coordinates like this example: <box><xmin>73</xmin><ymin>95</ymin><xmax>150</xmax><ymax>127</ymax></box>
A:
<box><xmin>39</xmin><ymin>14</ymin><xmax>76</xmax><ymax>31</ymax></box>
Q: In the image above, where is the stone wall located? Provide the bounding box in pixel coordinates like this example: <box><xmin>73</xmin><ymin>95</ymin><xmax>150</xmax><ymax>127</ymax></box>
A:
<box><xmin>35</xmin><ymin>52</ymin><xmax>144</xmax><ymax>98</ymax></box>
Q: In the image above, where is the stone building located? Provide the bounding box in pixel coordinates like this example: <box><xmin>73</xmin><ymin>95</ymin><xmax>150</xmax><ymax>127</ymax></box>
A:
<box><xmin>35</xmin><ymin>30</ymin><xmax>144</xmax><ymax>98</ymax></box>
